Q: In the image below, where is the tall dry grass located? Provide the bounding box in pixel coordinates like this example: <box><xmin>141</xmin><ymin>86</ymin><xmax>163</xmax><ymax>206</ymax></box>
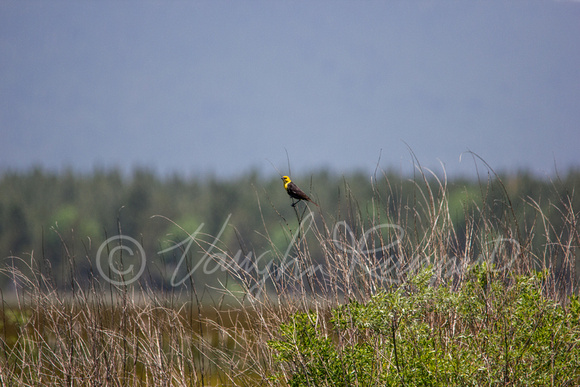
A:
<box><xmin>0</xmin><ymin>167</ymin><xmax>578</xmax><ymax>385</ymax></box>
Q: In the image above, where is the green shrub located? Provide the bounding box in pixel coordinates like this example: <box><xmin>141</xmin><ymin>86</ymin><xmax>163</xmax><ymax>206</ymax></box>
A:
<box><xmin>268</xmin><ymin>266</ymin><xmax>580</xmax><ymax>386</ymax></box>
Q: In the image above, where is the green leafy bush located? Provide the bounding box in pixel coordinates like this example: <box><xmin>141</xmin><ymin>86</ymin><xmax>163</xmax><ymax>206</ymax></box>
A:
<box><xmin>268</xmin><ymin>266</ymin><xmax>580</xmax><ymax>386</ymax></box>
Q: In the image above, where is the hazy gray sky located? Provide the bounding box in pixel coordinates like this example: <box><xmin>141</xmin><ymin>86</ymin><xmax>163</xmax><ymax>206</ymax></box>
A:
<box><xmin>1</xmin><ymin>1</ymin><xmax>579</xmax><ymax>178</ymax></box>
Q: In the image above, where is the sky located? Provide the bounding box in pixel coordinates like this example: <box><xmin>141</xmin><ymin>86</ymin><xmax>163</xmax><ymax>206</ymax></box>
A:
<box><xmin>1</xmin><ymin>1</ymin><xmax>579</xmax><ymax>179</ymax></box>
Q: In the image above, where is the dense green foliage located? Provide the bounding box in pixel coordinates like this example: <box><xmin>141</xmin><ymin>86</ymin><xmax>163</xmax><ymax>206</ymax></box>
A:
<box><xmin>0</xmin><ymin>167</ymin><xmax>579</xmax><ymax>291</ymax></box>
<box><xmin>268</xmin><ymin>266</ymin><xmax>580</xmax><ymax>386</ymax></box>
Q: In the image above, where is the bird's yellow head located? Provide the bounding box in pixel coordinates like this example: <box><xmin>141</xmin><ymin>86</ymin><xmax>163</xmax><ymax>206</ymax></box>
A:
<box><xmin>281</xmin><ymin>175</ymin><xmax>291</xmax><ymax>189</ymax></box>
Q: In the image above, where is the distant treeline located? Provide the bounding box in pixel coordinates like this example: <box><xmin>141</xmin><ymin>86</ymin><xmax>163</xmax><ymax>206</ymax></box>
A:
<box><xmin>0</xmin><ymin>167</ymin><xmax>578</xmax><ymax>290</ymax></box>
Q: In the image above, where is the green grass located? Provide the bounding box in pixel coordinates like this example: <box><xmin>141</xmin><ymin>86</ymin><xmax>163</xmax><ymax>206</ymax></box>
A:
<box><xmin>1</xmin><ymin>167</ymin><xmax>578</xmax><ymax>386</ymax></box>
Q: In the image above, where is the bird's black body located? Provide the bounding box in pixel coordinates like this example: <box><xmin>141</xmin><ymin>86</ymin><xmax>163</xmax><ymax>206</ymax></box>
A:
<box><xmin>286</xmin><ymin>181</ymin><xmax>312</xmax><ymax>201</ymax></box>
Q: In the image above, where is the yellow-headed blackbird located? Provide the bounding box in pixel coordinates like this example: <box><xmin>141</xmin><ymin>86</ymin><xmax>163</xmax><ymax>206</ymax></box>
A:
<box><xmin>281</xmin><ymin>176</ymin><xmax>318</xmax><ymax>207</ymax></box>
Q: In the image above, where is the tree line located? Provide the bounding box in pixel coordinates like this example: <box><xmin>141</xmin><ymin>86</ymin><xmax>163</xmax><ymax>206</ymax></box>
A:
<box><xmin>0</xmin><ymin>166</ymin><xmax>578</xmax><ymax>291</ymax></box>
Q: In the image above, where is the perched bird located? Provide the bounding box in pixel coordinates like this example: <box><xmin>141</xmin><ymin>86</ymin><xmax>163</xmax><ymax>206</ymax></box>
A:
<box><xmin>281</xmin><ymin>176</ymin><xmax>318</xmax><ymax>207</ymax></box>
